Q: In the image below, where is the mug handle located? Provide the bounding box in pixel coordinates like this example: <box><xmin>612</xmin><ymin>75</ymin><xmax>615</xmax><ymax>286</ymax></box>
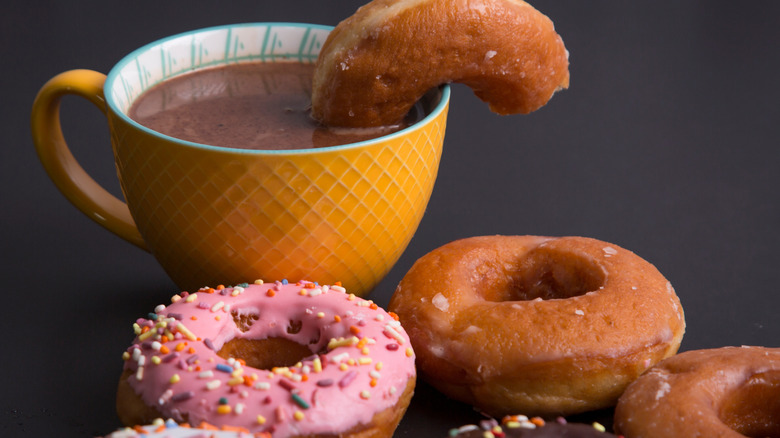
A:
<box><xmin>31</xmin><ymin>69</ymin><xmax>148</xmax><ymax>250</ymax></box>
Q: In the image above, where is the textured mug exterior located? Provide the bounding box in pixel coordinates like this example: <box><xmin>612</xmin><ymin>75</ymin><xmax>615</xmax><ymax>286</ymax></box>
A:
<box><xmin>101</xmin><ymin>23</ymin><xmax>449</xmax><ymax>294</ymax></box>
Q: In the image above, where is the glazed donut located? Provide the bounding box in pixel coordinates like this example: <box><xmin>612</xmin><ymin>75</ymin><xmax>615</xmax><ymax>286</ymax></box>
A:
<box><xmin>614</xmin><ymin>346</ymin><xmax>780</xmax><ymax>438</ymax></box>
<box><xmin>116</xmin><ymin>280</ymin><xmax>416</xmax><ymax>437</ymax></box>
<box><xmin>388</xmin><ymin>235</ymin><xmax>685</xmax><ymax>417</ymax></box>
<box><xmin>447</xmin><ymin>415</ymin><xmax>617</xmax><ymax>437</ymax></box>
<box><xmin>311</xmin><ymin>0</ymin><xmax>569</xmax><ymax>127</ymax></box>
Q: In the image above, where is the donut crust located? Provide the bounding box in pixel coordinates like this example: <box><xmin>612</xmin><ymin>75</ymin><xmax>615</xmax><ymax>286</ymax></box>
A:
<box><xmin>312</xmin><ymin>0</ymin><xmax>570</xmax><ymax>127</ymax></box>
<box><xmin>614</xmin><ymin>346</ymin><xmax>780</xmax><ymax>438</ymax></box>
<box><xmin>388</xmin><ymin>236</ymin><xmax>685</xmax><ymax>417</ymax></box>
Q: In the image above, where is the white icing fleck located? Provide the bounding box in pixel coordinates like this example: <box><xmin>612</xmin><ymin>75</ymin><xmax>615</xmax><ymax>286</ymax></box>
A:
<box><xmin>484</xmin><ymin>50</ymin><xmax>497</xmax><ymax>61</ymax></box>
<box><xmin>462</xmin><ymin>326</ymin><xmax>481</xmax><ymax>335</ymax></box>
<box><xmin>603</xmin><ymin>246</ymin><xmax>617</xmax><ymax>256</ymax></box>
<box><xmin>432</xmin><ymin>293</ymin><xmax>449</xmax><ymax>312</ymax></box>
<box><xmin>429</xmin><ymin>345</ymin><xmax>445</xmax><ymax>357</ymax></box>
<box><xmin>654</xmin><ymin>381</ymin><xmax>671</xmax><ymax>401</ymax></box>
<box><xmin>574</xmin><ymin>309</ymin><xmax>585</xmax><ymax>316</ymax></box>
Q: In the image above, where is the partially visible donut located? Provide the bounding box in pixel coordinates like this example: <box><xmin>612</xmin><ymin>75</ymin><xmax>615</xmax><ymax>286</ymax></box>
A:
<box><xmin>311</xmin><ymin>0</ymin><xmax>569</xmax><ymax>127</ymax></box>
<box><xmin>116</xmin><ymin>280</ymin><xmax>416</xmax><ymax>437</ymax></box>
<box><xmin>389</xmin><ymin>235</ymin><xmax>685</xmax><ymax>417</ymax></box>
<box><xmin>104</xmin><ymin>418</ymin><xmax>260</xmax><ymax>438</ymax></box>
<box><xmin>614</xmin><ymin>346</ymin><xmax>780</xmax><ymax>438</ymax></box>
<box><xmin>447</xmin><ymin>415</ymin><xmax>617</xmax><ymax>437</ymax></box>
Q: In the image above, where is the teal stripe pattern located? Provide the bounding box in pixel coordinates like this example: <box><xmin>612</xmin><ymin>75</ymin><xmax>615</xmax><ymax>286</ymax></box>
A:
<box><xmin>297</xmin><ymin>27</ymin><xmax>311</xmax><ymax>63</ymax></box>
<box><xmin>223</xmin><ymin>27</ymin><xmax>233</xmax><ymax>63</ymax></box>
<box><xmin>106</xmin><ymin>23</ymin><xmax>332</xmax><ymax>115</ymax></box>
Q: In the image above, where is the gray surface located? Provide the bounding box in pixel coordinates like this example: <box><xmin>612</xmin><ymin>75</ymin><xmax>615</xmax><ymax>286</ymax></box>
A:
<box><xmin>3</xmin><ymin>1</ymin><xmax>780</xmax><ymax>436</ymax></box>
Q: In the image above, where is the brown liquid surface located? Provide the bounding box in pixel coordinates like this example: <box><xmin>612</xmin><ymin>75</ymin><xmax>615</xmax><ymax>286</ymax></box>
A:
<box><xmin>128</xmin><ymin>62</ymin><xmax>419</xmax><ymax>150</ymax></box>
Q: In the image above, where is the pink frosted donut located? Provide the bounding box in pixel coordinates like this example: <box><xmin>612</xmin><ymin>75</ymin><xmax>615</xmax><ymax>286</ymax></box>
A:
<box><xmin>116</xmin><ymin>280</ymin><xmax>416</xmax><ymax>437</ymax></box>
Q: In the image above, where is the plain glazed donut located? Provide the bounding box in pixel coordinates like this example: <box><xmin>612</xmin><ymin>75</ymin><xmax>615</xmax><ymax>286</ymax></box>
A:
<box><xmin>388</xmin><ymin>235</ymin><xmax>685</xmax><ymax>417</ymax></box>
<box><xmin>311</xmin><ymin>0</ymin><xmax>569</xmax><ymax>127</ymax></box>
<box><xmin>116</xmin><ymin>280</ymin><xmax>416</xmax><ymax>437</ymax></box>
<box><xmin>614</xmin><ymin>346</ymin><xmax>780</xmax><ymax>438</ymax></box>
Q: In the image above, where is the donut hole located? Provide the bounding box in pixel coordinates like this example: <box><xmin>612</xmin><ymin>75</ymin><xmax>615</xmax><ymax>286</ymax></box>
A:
<box><xmin>217</xmin><ymin>337</ymin><xmax>319</xmax><ymax>370</ymax></box>
<box><xmin>492</xmin><ymin>250</ymin><xmax>606</xmax><ymax>302</ymax></box>
<box><xmin>718</xmin><ymin>370</ymin><xmax>780</xmax><ymax>437</ymax></box>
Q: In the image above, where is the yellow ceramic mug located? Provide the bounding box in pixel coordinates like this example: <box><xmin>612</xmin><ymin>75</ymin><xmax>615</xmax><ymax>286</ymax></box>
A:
<box><xmin>31</xmin><ymin>23</ymin><xmax>449</xmax><ymax>296</ymax></box>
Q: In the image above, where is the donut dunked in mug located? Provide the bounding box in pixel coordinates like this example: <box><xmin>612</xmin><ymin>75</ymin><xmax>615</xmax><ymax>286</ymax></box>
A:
<box><xmin>312</xmin><ymin>0</ymin><xmax>570</xmax><ymax>128</ymax></box>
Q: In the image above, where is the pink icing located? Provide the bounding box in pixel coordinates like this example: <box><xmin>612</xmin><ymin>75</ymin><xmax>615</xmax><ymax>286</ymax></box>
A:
<box><xmin>121</xmin><ymin>280</ymin><xmax>415</xmax><ymax>436</ymax></box>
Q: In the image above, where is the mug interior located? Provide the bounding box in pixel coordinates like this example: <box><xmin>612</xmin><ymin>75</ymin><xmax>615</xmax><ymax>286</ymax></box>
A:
<box><xmin>104</xmin><ymin>22</ymin><xmax>450</xmax><ymax>154</ymax></box>
<box><xmin>106</xmin><ymin>23</ymin><xmax>330</xmax><ymax>116</ymax></box>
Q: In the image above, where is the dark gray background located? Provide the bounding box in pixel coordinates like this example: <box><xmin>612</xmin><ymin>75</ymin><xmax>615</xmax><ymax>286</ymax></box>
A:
<box><xmin>3</xmin><ymin>1</ymin><xmax>779</xmax><ymax>436</ymax></box>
